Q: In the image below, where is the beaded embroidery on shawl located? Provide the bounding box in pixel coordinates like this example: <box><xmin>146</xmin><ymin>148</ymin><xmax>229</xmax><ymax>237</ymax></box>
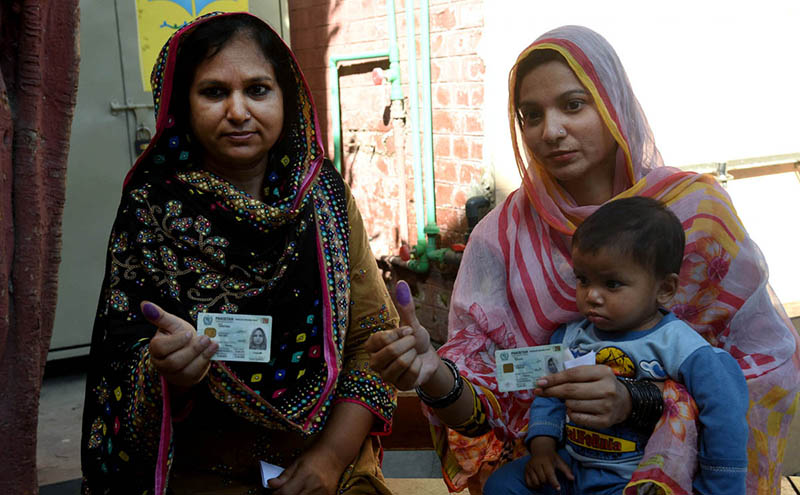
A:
<box><xmin>206</xmin><ymin>165</ymin><xmax>353</xmax><ymax>434</ymax></box>
<box><xmin>83</xmin><ymin>13</ymin><xmax>398</xmax><ymax>494</ymax></box>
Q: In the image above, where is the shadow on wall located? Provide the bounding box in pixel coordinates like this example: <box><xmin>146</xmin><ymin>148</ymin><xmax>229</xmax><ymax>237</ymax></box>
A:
<box><xmin>288</xmin><ymin>1</ymin><xmax>491</xmax><ymax>343</ymax></box>
<box><xmin>289</xmin><ymin>0</ymin><xmax>340</xmax><ymax>150</ymax></box>
<box><xmin>338</xmin><ymin>58</ymin><xmax>391</xmax><ymax>187</ymax></box>
<box><xmin>290</xmin><ymin>0</ymin><xmax>484</xmax><ymax>261</ymax></box>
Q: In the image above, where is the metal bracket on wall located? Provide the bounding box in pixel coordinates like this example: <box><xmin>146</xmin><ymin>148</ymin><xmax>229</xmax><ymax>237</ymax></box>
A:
<box><xmin>110</xmin><ymin>100</ymin><xmax>156</xmax><ymax>163</ymax></box>
<box><xmin>109</xmin><ymin>100</ymin><xmax>154</xmax><ymax>114</ymax></box>
<box><xmin>680</xmin><ymin>153</ymin><xmax>800</xmax><ymax>186</ymax></box>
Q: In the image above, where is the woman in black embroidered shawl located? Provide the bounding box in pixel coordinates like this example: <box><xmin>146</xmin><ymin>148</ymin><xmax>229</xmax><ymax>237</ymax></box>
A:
<box><xmin>81</xmin><ymin>12</ymin><xmax>398</xmax><ymax>495</ymax></box>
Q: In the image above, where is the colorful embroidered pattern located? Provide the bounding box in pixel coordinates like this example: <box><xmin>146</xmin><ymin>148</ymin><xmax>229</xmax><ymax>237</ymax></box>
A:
<box><xmin>82</xmin><ymin>13</ymin><xmax>397</xmax><ymax>495</ymax></box>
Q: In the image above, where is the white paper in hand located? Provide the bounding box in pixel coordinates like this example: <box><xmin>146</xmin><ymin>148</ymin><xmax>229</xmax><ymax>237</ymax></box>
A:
<box><xmin>564</xmin><ymin>350</ymin><xmax>596</xmax><ymax>369</ymax></box>
<box><xmin>259</xmin><ymin>460</ymin><xmax>284</xmax><ymax>487</ymax></box>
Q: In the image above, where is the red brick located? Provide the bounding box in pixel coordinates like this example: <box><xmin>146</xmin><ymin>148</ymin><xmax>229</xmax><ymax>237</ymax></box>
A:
<box><xmin>435</xmin><ymin>86</ymin><xmax>450</xmax><ymax>107</ymax></box>
<box><xmin>352</xmin><ymin>20</ymin><xmax>382</xmax><ymax>43</ymax></box>
<box><xmin>429</xmin><ymin>60</ymin><xmax>442</xmax><ymax>82</ymax></box>
<box><xmin>436</xmin><ymin>207</ymin><xmax>465</xmax><ymax>230</ymax></box>
<box><xmin>446</xmin><ymin>29</ymin><xmax>482</xmax><ymax>55</ymax></box>
<box><xmin>453</xmin><ymin>187</ymin><xmax>468</xmax><ymax>206</ymax></box>
<box><xmin>317</xmin><ymin>26</ymin><xmax>337</xmax><ymax>49</ymax></box>
<box><xmin>291</xmin><ymin>0</ymin><xmax>314</xmax><ymax>10</ymax></box>
<box><xmin>290</xmin><ymin>8</ymin><xmax>311</xmax><ymax>29</ymax></box>
<box><xmin>464</xmin><ymin>111</ymin><xmax>482</xmax><ymax>134</ymax></box>
<box><xmin>290</xmin><ymin>29</ymin><xmax>312</xmax><ymax>50</ymax></box>
<box><xmin>455</xmin><ymin>87</ymin><xmax>469</xmax><ymax>106</ymax></box>
<box><xmin>432</xmin><ymin>111</ymin><xmax>455</xmax><ymax>133</ymax></box>
<box><xmin>467</xmin><ymin>58</ymin><xmax>486</xmax><ymax>81</ymax></box>
<box><xmin>293</xmin><ymin>49</ymin><xmax>327</xmax><ymax>70</ymax></box>
<box><xmin>431</xmin><ymin>33</ymin><xmax>446</xmax><ymax>57</ymax></box>
<box><xmin>430</xmin><ymin>7</ymin><xmax>456</xmax><ymax>31</ymax></box>
<box><xmin>452</xmin><ymin>136</ymin><xmax>469</xmax><ymax>160</ymax></box>
<box><xmin>470</xmin><ymin>140</ymin><xmax>484</xmax><ymax>160</ymax></box>
<box><xmin>458</xmin><ymin>163</ymin><xmax>475</xmax><ymax>184</ymax></box>
<box><xmin>433</xmin><ymin>135</ymin><xmax>451</xmax><ymax>157</ymax></box>
<box><xmin>436</xmin><ymin>158</ymin><xmax>459</xmax><ymax>183</ymax></box>
<box><xmin>470</xmin><ymin>85</ymin><xmax>484</xmax><ymax>106</ymax></box>
<box><xmin>435</xmin><ymin>183</ymin><xmax>455</xmax><ymax>206</ymax></box>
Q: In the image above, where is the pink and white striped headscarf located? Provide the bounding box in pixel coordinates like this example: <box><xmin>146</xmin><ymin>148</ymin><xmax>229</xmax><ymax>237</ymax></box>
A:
<box><xmin>430</xmin><ymin>25</ymin><xmax>800</xmax><ymax>495</ymax></box>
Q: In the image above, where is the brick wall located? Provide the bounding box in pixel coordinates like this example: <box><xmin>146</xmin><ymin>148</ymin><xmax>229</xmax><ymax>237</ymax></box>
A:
<box><xmin>289</xmin><ymin>0</ymin><xmax>488</xmax><ymax>258</ymax></box>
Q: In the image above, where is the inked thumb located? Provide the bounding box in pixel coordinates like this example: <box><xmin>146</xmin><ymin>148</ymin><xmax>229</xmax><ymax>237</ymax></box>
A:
<box><xmin>141</xmin><ymin>301</ymin><xmax>190</xmax><ymax>336</ymax></box>
<box><xmin>141</xmin><ymin>301</ymin><xmax>162</xmax><ymax>323</ymax></box>
<box><xmin>395</xmin><ymin>280</ymin><xmax>433</xmax><ymax>356</ymax></box>
<box><xmin>395</xmin><ymin>280</ymin><xmax>421</xmax><ymax>329</ymax></box>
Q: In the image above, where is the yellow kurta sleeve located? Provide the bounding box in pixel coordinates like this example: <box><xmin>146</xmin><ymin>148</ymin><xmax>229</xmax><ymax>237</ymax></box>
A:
<box><xmin>331</xmin><ymin>182</ymin><xmax>400</xmax><ymax>433</ymax></box>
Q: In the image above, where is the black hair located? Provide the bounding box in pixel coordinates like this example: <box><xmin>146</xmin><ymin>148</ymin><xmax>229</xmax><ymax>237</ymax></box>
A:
<box><xmin>513</xmin><ymin>49</ymin><xmax>568</xmax><ymax>126</ymax></box>
<box><xmin>171</xmin><ymin>14</ymin><xmax>298</xmax><ymax>133</ymax></box>
<box><xmin>572</xmin><ymin>197</ymin><xmax>685</xmax><ymax>278</ymax></box>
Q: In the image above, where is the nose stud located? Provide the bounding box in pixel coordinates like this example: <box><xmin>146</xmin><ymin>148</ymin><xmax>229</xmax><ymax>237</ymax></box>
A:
<box><xmin>558</xmin><ymin>129</ymin><xmax>566</xmax><ymax>136</ymax></box>
<box><xmin>245</xmin><ymin>111</ymin><xmax>251</xmax><ymax>118</ymax></box>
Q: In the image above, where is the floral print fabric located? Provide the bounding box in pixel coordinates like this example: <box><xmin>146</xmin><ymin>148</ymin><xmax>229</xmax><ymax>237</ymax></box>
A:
<box><xmin>81</xmin><ymin>12</ymin><xmax>398</xmax><ymax>495</ymax></box>
<box><xmin>427</xmin><ymin>26</ymin><xmax>800</xmax><ymax>495</ymax></box>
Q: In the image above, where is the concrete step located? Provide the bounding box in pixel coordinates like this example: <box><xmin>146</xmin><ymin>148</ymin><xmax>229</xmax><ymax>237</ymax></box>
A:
<box><xmin>385</xmin><ymin>477</ymin><xmax>800</xmax><ymax>494</ymax></box>
<box><xmin>386</xmin><ymin>478</ymin><xmax>450</xmax><ymax>494</ymax></box>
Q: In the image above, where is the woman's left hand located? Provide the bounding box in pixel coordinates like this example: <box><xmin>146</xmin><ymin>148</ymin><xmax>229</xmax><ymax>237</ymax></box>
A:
<box><xmin>534</xmin><ymin>365</ymin><xmax>631</xmax><ymax>429</ymax></box>
<box><xmin>267</xmin><ymin>444</ymin><xmax>344</xmax><ymax>495</ymax></box>
<box><xmin>267</xmin><ymin>401</ymin><xmax>371</xmax><ymax>494</ymax></box>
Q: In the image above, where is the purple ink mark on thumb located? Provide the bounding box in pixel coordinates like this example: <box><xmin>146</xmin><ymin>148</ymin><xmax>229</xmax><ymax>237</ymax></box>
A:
<box><xmin>395</xmin><ymin>281</ymin><xmax>411</xmax><ymax>306</ymax></box>
<box><xmin>142</xmin><ymin>302</ymin><xmax>160</xmax><ymax>321</ymax></box>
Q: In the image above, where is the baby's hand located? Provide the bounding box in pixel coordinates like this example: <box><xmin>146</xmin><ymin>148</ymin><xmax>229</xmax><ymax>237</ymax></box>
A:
<box><xmin>524</xmin><ymin>437</ymin><xmax>574</xmax><ymax>491</ymax></box>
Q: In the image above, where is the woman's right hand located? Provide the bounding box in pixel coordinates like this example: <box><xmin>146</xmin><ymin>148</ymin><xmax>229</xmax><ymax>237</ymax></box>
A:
<box><xmin>534</xmin><ymin>365</ymin><xmax>632</xmax><ymax>429</ymax></box>
<box><xmin>141</xmin><ymin>301</ymin><xmax>219</xmax><ymax>387</ymax></box>
<box><xmin>365</xmin><ymin>281</ymin><xmax>440</xmax><ymax>391</ymax></box>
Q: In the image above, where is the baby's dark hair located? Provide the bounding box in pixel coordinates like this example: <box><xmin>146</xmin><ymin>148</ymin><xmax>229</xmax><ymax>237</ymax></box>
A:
<box><xmin>572</xmin><ymin>197</ymin><xmax>685</xmax><ymax>278</ymax></box>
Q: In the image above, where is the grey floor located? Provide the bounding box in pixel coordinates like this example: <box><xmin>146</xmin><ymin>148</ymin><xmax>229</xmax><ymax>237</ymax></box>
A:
<box><xmin>37</xmin><ymin>362</ymin><xmax>441</xmax><ymax>494</ymax></box>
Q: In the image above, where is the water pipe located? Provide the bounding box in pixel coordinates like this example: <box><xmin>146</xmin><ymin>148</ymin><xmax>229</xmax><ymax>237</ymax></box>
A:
<box><xmin>329</xmin><ymin>50</ymin><xmax>390</xmax><ymax>174</ymax></box>
<box><xmin>404</xmin><ymin>1</ymin><xmax>429</xmax><ymax>273</ymax></box>
<box><xmin>386</xmin><ymin>0</ymin><xmax>403</xmax><ymax>102</ymax></box>
<box><xmin>419</xmin><ymin>0</ymin><xmax>440</xmax><ymax>252</ymax></box>
<box><xmin>407</xmin><ymin>0</ymin><xmax>451</xmax><ymax>273</ymax></box>
<box><xmin>329</xmin><ymin>1</ymin><xmax>450</xmax><ymax>273</ymax></box>
<box><xmin>386</xmin><ymin>0</ymin><xmax>409</xmax><ymax>246</ymax></box>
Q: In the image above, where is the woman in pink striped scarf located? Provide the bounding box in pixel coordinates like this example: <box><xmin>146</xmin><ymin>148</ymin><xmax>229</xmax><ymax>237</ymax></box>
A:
<box><xmin>368</xmin><ymin>25</ymin><xmax>800</xmax><ymax>494</ymax></box>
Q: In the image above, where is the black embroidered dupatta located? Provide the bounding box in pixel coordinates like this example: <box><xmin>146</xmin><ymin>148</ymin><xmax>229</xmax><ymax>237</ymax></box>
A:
<box><xmin>80</xmin><ymin>13</ymin><xmax>396</xmax><ymax>494</ymax></box>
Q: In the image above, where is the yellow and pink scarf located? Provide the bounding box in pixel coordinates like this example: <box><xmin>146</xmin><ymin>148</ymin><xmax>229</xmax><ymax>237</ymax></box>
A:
<box><xmin>431</xmin><ymin>25</ymin><xmax>800</xmax><ymax>495</ymax></box>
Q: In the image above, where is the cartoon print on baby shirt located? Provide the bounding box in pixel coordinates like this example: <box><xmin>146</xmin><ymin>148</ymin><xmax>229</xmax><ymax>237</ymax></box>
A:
<box><xmin>638</xmin><ymin>360</ymin><xmax>667</xmax><ymax>379</ymax></box>
<box><xmin>564</xmin><ymin>345</ymin><xmax>644</xmax><ymax>461</ymax></box>
<box><xmin>595</xmin><ymin>346</ymin><xmax>635</xmax><ymax>378</ymax></box>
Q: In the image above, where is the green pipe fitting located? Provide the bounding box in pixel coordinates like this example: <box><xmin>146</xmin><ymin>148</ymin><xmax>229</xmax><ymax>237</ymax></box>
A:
<box><xmin>426</xmin><ymin>247</ymin><xmax>450</xmax><ymax>263</ymax></box>
<box><xmin>419</xmin><ymin>0</ymin><xmax>438</xmax><ymax>251</ymax></box>
<box><xmin>406</xmin><ymin>257</ymin><xmax>430</xmax><ymax>273</ymax></box>
<box><xmin>386</xmin><ymin>0</ymin><xmax>403</xmax><ymax>101</ymax></box>
<box><xmin>404</xmin><ymin>241</ymin><xmax>429</xmax><ymax>273</ymax></box>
